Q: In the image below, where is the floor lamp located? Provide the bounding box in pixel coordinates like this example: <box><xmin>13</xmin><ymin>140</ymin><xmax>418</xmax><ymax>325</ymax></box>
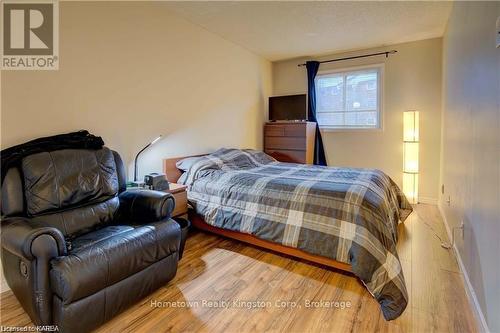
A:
<box><xmin>403</xmin><ymin>111</ymin><xmax>419</xmax><ymax>204</ymax></box>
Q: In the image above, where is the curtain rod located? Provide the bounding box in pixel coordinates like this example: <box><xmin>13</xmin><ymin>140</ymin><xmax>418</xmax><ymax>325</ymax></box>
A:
<box><xmin>297</xmin><ymin>50</ymin><xmax>397</xmax><ymax>67</ymax></box>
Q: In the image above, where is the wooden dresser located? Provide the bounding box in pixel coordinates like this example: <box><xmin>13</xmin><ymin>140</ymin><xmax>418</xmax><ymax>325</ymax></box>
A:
<box><xmin>264</xmin><ymin>121</ymin><xmax>316</xmax><ymax>164</ymax></box>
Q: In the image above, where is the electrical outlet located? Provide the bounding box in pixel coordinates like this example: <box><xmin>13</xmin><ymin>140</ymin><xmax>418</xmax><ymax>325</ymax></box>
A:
<box><xmin>441</xmin><ymin>184</ymin><xmax>445</xmax><ymax>194</ymax></box>
<box><xmin>460</xmin><ymin>221</ymin><xmax>465</xmax><ymax>239</ymax></box>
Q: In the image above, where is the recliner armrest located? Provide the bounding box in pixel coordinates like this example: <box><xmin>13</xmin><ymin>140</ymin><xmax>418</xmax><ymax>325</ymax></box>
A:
<box><xmin>1</xmin><ymin>217</ymin><xmax>66</xmax><ymax>325</ymax></box>
<box><xmin>118</xmin><ymin>190</ymin><xmax>175</xmax><ymax>223</ymax></box>
<box><xmin>1</xmin><ymin>218</ymin><xmax>67</xmax><ymax>260</ymax></box>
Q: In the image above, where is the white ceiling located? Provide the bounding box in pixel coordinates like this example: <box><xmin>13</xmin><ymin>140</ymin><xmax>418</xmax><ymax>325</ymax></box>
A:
<box><xmin>165</xmin><ymin>1</ymin><xmax>452</xmax><ymax>61</ymax></box>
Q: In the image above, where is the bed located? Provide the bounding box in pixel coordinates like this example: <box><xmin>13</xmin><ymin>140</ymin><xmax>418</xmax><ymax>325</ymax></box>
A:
<box><xmin>163</xmin><ymin>148</ymin><xmax>412</xmax><ymax>320</ymax></box>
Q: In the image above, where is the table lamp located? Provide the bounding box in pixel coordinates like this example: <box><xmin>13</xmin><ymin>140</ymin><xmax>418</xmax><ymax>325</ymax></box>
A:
<box><xmin>134</xmin><ymin>135</ymin><xmax>162</xmax><ymax>182</ymax></box>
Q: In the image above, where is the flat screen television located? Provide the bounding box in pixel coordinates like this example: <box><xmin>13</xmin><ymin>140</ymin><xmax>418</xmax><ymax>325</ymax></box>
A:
<box><xmin>269</xmin><ymin>94</ymin><xmax>307</xmax><ymax>121</ymax></box>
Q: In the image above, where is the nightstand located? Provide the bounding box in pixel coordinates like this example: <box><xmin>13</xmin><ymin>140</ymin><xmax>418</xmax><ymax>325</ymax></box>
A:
<box><xmin>166</xmin><ymin>183</ymin><xmax>188</xmax><ymax>218</ymax></box>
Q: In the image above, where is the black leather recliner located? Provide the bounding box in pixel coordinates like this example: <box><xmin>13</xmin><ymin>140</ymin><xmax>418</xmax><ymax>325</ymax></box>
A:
<box><xmin>1</xmin><ymin>147</ymin><xmax>181</xmax><ymax>332</ymax></box>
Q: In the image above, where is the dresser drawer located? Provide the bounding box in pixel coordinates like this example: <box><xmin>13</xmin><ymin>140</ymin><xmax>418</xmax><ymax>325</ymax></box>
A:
<box><xmin>265</xmin><ymin>136</ymin><xmax>306</xmax><ymax>150</ymax></box>
<box><xmin>264</xmin><ymin>125</ymin><xmax>285</xmax><ymax>137</ymax></box>
<box><xmin>265</xmin><ymin>149</ymin><xmax>306</xmax><ymax>163</ymax></box>
<box><xmin>284</xmin><ymin>124</ymin><xmax>307</xmax><ymax>137</ymax></box>
<box><xmin>265</xmin><ymin>123</ymin><xmax>307</xmax><ymax>137</ymax></box>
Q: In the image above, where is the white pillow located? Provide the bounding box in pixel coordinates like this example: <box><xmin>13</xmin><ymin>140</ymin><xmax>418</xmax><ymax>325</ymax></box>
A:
<box><xmin>176</xmin><ymin>156</ymin><xmax>202</xmax><ymax>172</ymax></box>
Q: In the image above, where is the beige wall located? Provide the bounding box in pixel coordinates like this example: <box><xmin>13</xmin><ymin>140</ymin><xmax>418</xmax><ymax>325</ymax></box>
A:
<box><xmin>273</xmin><ymin>38</ymin><xmax>442</xmax><ymax>202</ymax></box>
<box><xmin>1</xmin><ymin>1</ymin><xmax>272</xmax><ymax>176</ymax></box>
<box><xmin>0</xmin><ymin>2</ymin><xmax>272</xmax><ymax>290</ymax></box>
<box><xmin>440</xmin><ymin>2</ymin><xmax>500</xmax><ymax>332</ymax></box>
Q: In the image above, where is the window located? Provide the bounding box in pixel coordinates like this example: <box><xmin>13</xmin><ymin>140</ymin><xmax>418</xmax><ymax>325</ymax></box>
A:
<box><xmin>315</xmin><ymin>65</ymin><xmax>382</xmax><ymax>129</ymax></box>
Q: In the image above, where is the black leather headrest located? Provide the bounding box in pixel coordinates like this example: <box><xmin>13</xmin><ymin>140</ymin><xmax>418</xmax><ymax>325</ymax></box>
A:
<box><xmin>22</xmin><ymin>147</ymin><xmax>119</xmax><ymax>216</ymax></box>
<box><xmin>0</xmin><ymin>148</ymin><xmax>126</xmax><ymax>217</ymax></box>
<box><xmin>1</xmin><ymin>168</ymin><xmax>24</xmax><ymax>217</ymax></box>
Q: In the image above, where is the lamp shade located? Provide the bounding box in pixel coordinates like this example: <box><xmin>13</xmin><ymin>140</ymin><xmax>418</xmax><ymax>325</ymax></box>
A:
<box><xmin>150</xmin><ymin>136</ymin><xmax>162</xmax><ymax>145</ymax></box>
<box><xmin>403</xmin><ymin>142</ymin><xmax>419</xmax><ymax>173</ymax></box>
<box><xmin>403</xmin><ymin>111</ymin><xmax>419</xmax><ymax>142</ymax></box>
<box><xmin>403</xmin><ymin>173</ymin><xmax>418</xmax><ymax>204</ymax></box>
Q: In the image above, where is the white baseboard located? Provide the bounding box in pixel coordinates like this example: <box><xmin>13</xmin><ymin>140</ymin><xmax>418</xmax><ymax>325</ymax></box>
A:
<box><xmin>437</xmin><ymin>203</ymin><xmax>490</xmax><ymax>333</ymax></box>
<box><xmin>418</xmin><ymin>196</ymin><xmax>438</xmax><ymax>205</ymax></box>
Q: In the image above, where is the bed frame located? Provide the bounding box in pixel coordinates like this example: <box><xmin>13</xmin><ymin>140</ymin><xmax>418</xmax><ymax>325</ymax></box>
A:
<box><xmin>163</xmin><ymin>155</ymin><xmax>352</xmax><ymax>273</ymax></box>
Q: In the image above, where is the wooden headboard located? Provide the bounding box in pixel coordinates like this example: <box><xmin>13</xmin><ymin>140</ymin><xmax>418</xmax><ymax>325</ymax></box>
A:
<box><xmin>163</xmin><ymin>154</ymin><xmax>206</xmax><ymax>183</ymax></box>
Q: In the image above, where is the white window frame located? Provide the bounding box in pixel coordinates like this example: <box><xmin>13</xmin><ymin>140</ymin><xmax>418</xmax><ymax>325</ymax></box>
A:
<box><xmin>315</xmin><ymin>63</ymin><xmax>384</xmax><ymax>131</ymax></box>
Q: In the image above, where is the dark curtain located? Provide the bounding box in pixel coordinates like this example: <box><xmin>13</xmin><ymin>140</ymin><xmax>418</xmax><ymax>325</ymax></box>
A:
<box><xmin>306</xmin><ymin>61</ymin><xmax>327</xmax><ymax>166</ymax></box>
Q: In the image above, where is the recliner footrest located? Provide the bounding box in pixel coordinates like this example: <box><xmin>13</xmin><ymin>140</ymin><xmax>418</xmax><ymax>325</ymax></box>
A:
<box><xmin>50</xmin><ymin>220</ymin><xmax>180</xmax><ymax>304</ymax></box>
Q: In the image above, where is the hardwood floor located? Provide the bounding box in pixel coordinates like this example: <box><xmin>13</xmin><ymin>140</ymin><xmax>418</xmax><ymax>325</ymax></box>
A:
<box><xmin>0</xmin><ymin>204</ymin><xmax>478</xmax><ymax>332</ymax></box>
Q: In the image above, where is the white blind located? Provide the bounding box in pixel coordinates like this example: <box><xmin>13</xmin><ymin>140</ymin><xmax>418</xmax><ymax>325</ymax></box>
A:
<box><xmin>315</xmin><ymin>67</ymin><xmax>381</xmax><ymax>129</ymax></box>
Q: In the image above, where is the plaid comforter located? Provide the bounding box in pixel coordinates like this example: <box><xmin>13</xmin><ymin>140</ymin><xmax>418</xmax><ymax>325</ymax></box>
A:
<box><xmin>180</xmin><ymin>148</ymin><xmax>412</xmax><ymax>320</ymax></box>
